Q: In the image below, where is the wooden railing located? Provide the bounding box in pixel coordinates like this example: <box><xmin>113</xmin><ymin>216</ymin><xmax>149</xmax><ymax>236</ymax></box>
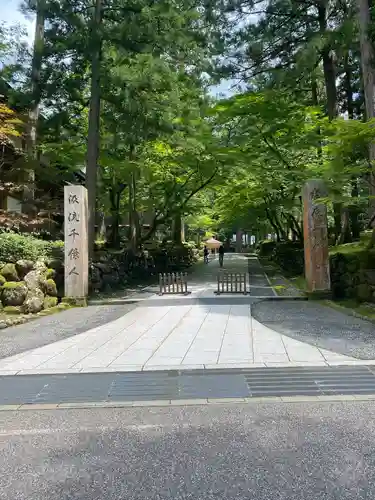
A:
<box><xmin>215</xmin><ymin>272</ymin><xmax>248</xmax><ymax>295</ymax></box>
<box><xmin>159</xmin><ymin>272</ymin><xmax>190</xmax><ymax>295</ymax></box>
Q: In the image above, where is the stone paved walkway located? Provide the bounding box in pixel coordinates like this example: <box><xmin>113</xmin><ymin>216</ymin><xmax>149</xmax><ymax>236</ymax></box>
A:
<box><xmin>0</xmin><ymin>254</ymin><xmax>371</xmax><ymax>375</ymax></box>
<box><xmin>0</xmin><ymin>303</ymin><xmax>137</xmax><ymax>360</ymax></box>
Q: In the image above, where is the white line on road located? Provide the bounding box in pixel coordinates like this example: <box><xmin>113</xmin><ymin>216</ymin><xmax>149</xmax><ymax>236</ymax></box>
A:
<box><xmin>0</xmin><ymin>423</ymin><xmax>193</xmax><ymax>437</ymax></box>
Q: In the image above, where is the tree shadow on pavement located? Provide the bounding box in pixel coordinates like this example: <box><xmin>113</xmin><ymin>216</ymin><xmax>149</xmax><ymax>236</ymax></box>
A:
<box><xmin>252</xmin><ymin>300</ymin><xmax>375</xmax><ymax>360</ymax></box>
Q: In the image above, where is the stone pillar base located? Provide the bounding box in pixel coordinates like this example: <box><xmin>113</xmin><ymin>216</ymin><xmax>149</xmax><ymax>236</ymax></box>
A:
<box><xmin>61</xmin><ymin>296</ymin><xmax>88</xmax><ymax>307</ymax></box>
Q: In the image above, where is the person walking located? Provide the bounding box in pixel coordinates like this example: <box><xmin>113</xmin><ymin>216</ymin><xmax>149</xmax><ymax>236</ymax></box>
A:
<box><xmin>218</xmin><ymin>244</ymin><xmax>224</xmax><ymax>267</ymax></box>
<box><xmin>203</xmin><ymin>245</ymin><xmax>209</xmax><ymax>264</ymax></box>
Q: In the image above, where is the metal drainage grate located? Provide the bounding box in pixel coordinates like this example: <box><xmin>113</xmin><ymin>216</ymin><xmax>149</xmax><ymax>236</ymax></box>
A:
<box><xmin>0</xmin><ymin>366</ymin><xmax>375</xmax><ymax>405</ymax></box>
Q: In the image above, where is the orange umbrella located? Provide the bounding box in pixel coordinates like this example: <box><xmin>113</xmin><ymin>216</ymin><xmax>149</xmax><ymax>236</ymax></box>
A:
<box><xmin>205</xmin><ymin>237</ymin><xmax>222</xmax><ymax>249</ymax></box>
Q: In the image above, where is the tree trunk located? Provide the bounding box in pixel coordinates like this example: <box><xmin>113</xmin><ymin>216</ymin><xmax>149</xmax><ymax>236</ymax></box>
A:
<box><xmin>350</xmin><ymin>179</ymin><xmax>361</xmax><ymax>240</ymax></box>
<box><xmin>266</xmin><ymin>210</ymin><xmax>281</xmax><ymax>241</ymax></box>
<box><xmin>344</xmin><ymin>53</ymin><xmax>354</xmax><ymax>120</ymax></box>
<box><xmin>181</xmin><ymin>217</ymin><xmax>185</xmax><ymax>243</ymax></box>
<box><xmin>287</xmin><ymin>214</ymin><xmax>303</xmax><ymax>241</ymax></box>
<box><xmin>318</xmin><ymin>3</ymin><xmax>343</xmax><ymax>244</ymax></box>
<box><xmin>265</xmin><ymin>204</ymin><xmax>288</xmax><ymax>241</ymax></box>
<box><xmin>86</xmin><ymin>0</ymin><xmax>102</xmax><ymax>259</ymax></box>
<box><xmin>24</xmin><ymin>0</ymin><xmax>45</xmax><ymax>213</ymax></box>
<box><xmin>343</xmin><ymin>53</ymin><xmax>361</xmax><ymax>241</ymax></box>
<box><xmin>172</xmin><ymin>213</ymin><xmax>182</xmax><ymax>245</ymax></box>
<box><xmin>97</xmin><ymin>212</ymin><xmax>106</xmax><ymax>241</ymax></box>
<box><xmin>236</xmin><ymin>229</ymin><xmax>242</xmax><ymax>252</ymax></box>
<box><xmin>312</xmin><ymin>78</ymin><xmax>323</xmax><ymax>159</ymax></box>
<box><xmin>357</xmin><ymin>0</ymin><xmax>375</xmax><ymax>244</ymax></box>
<box><xmin>333</xmin><ymin>203</ymin><xmax>342</xmax><ymax>244</ymax></box>
<box><xmin>109</xmin><ymin>183</ymin><xmax>126</xmax><ymax>249</ymax></box>
<box><xmin>317</xmin><ymin>0</ymin><xmax>337</xmax><ymax>120</ymax></box>
<box><xmin>311</xmin><ymin>78</ymin><xmax>319</xmax><ymax>107</ymax></box>
<box><xmin>321</xmin><ymin>50</ymin><xmax>337</xmax><ymax>120</ymax></box>
<box><xmin>109</xmin><ymin>199</ymin><xmax>121</xmax><ymax>248</ymax></box>
<box><xmin>337</xmin><ymin>207</ymin><xmax>352</xmax><ymax>244</ymax></box>
<box><xmin>129</xmin><ymin>170</ymin><xmax>140</xmax><ymax>251</ymax></box>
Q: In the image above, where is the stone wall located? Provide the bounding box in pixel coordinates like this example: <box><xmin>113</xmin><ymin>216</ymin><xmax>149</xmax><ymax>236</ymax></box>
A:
<box><xmin>0</xmin><ymin>242</ymin><xmax>199</xmax><ymax>318</ymax></box>
<box><xmin>259</xmin><ymin>239</ymin><xmax>375</xmax><ymax>303</ymax></box>
<box><xmin>330</xmin><ymin>250</ymin><xmax>375</xmax><ymax>302</ymax></box>
<box><xmin>89</xmin><ymin>243</ymin><xmax>198</xmax><ymax>293</ymax></box>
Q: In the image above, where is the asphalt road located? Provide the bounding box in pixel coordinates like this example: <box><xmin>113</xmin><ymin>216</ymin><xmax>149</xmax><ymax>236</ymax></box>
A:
<box><xmin>1</xmin><ymin>401</ymin><xmax>375</xmax><ymax>499</ymax></box>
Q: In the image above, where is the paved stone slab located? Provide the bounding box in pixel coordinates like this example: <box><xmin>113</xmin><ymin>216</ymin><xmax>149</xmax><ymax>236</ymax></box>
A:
<box><xmin>0</xmin><ymin>254</ymin><xmax>372</xmax><ymax>375</ymax></box>
<box><xmin>0</xmin><ymin>303</ymin><xmax>138</xmax><ymax>359</ymax></box>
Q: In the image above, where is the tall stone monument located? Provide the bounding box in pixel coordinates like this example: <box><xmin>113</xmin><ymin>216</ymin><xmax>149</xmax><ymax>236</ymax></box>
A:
<box><xmin>302</xmin><ymin>179</ymin><xmax>331</xmax><ymax>295</ymax></box>
<box><xmin>64</xmin><ymin>185</ymin><xmax>89</xmax><ymax>299</ymax></box>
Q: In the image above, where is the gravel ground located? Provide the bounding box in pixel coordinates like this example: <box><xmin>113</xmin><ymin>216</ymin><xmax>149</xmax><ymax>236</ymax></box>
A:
<box><xmin>0</xmin><ymin>303</ymin><xmax>137</xmax><ymax>359</ymax></box>
<box><xmin>253</xmin><ymin>300</ymin><xmax>375</xmax><ymax>359</ymax></box>
<box><xmin>1</xmin><ymin>401</ymin><xmax>375</xmax><ymax>499</ymax></box>
<box><xmin>270</xmin><ymin>274</ymin><xmax>305</xmax><ymax>297</ymax></box>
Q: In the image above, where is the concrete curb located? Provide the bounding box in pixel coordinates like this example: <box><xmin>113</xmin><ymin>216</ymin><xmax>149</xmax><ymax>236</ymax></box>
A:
<box><xmin>5</xmin><ymin>359</ymin><xmax>375</xmax><ymax>377</ymax></box>
<box><xmin>88</xmin><ymin>298</ymin><xmax>144</xmax><ymax>306</ymax></box>
<box><xmin>323</xmin><ymin>300</ymin><xmax>375</xmax><ymax>325</ymax></box>
<box><xmin>252</xmin><ymin>295</ymin><xmax>308</xmax><ymax>302</ymax></box>
<box><xmin>88</xmin><ymin>294</ymin><xmax>309</xmax><ymax>306</ymax></box>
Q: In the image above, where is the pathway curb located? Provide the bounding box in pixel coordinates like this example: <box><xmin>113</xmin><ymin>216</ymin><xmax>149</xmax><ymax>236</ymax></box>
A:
<box><xmin>88</xmin><ymin>298</ymin><xmax>143</xmax><ymax>306</ymax></box>
<box><xmin>252</xmin><ymin>295</ymin><xmax>308</xmax><ymax>302</ymax></box>
<box><xmin>324</xmin><ymin>300</ymin><xmax>375</xmax><ymax>325</ymax></box>
<box><xmin>88</xmin><ymin>295</ymin><xmax>309</xmax><ymax>306</ymax></box>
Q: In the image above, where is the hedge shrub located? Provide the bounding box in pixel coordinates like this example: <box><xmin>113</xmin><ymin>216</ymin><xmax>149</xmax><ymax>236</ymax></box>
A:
<box><xmin>257</xmin><ymin>240</ymin><xmax>276</xmax><ymax>257</ymax></box>
<box><xmin>257</xmin><ymin>240</ymin><xmax>304</xmax><ymax>275</ymax></box>
<box><xmin>0</xmin><ymin>233</ymin><xmax>64</xmax><ymax>263</ymax></box>
<box><xmin>260</xmin><ymin>237</ymin><xmax>375</xmax><ymax>302</ymax></box>
<box><xmin>330</xmin><ymin>249</ymin><xmax>375</xmax><ymax>301</ymax></box>
<box><xmin>271</xmin><ymin>240</ymin><xmax>304</xmax><ymax>276</ymax></box>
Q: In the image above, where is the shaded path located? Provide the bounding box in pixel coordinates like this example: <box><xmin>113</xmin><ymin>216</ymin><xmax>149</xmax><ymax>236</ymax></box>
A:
<box><xmin>187</xmin><ymin>253</ymin><xmax>277</xmax><ymax>298</ymax></box>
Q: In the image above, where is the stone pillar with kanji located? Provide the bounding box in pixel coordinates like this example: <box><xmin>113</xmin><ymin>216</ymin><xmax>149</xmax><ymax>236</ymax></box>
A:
<box><xmin>64</xmin><ymin>185</ymin><xmax>89</xmax><ymax>300</ymax></box>
<box><xmin>302</xmin><ymin>179</ymin><xmax>331</xmax><ymax>296</ymax></box>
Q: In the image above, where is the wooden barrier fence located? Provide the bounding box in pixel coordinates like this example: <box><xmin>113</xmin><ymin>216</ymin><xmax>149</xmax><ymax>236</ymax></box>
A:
<box><xmin>215</xmin><ymin>272</ymin><xmax>248</xmax><ymax>295</ymax></box>
<box><xmin>159</xmin><ymin>272</ymin><xmax>190</xmax><ymax>295</ymax></box>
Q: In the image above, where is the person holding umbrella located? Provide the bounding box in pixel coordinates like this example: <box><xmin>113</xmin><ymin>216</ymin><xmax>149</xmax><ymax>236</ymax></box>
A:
<box><xmin>203</xmin><ymin>245</ymin><xmax>209</xmax><ymax>264</ymax></box>
<box><xmin>218</xmin><ymin>244</ymin><xmax>224</xmax><ymax>267</ymax></box>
